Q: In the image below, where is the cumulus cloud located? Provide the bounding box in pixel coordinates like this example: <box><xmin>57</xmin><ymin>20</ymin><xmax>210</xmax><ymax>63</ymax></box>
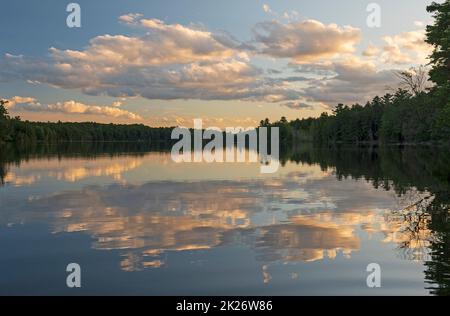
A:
<box><xmin>381</xmin><ymin>30</ymin><xmax>432</xmax><ymax>65</ymax></box>
<box><xmin>0</xmin><ymin>17</ymin><xmax>303</xmax><ymax>104</ymax></box>
<box><xmin>360</xmin><ymin>30</ymin><xmax>432</xmax><ymax>66</ymax></box>
<box><xmin>362</xmin><ymin>44</ymin><xmax>380</xmax><ymax>58</ymax></box>
<box><xmin>49</xmin><ymin>25</ymin><xmax>238</xmax><ymax>68</ymax></box>
<box><xmin>253</xmin><ymin>19</ymin><xmax>361</xmax><ymax>63</ymax></box>
<box><xmin>0</xmin><ymin>13</ymin><xmax>425</xmax><ymax>114</ymax></box>
<box><xmin>3</xmin><ymin>96</ymin><xmax>37</xmax><ymax>109</ymax></box>
<box><xmin>4</xmin><ymin>96</ymin><xmax>142</xmax><ymax>120</ymax></box>
<box><xmin>295</xmin><ymin>57</ymin><xmax>398</xmax><ymax>107</ymax></box>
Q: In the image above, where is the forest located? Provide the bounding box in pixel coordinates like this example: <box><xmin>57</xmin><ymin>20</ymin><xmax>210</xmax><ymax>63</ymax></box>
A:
<box><xmin>0</xmin><ymin>104</ymin><xmax>174</xmax><ymax>145</ymax></box>
<box><xmin>261</xmin><ymin>86</ymin><xmax>449</xmax><ymax>145</ymax></box>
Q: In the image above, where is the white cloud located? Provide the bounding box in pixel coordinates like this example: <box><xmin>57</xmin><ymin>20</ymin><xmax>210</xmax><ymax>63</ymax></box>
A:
<box><xmin>0</xmin><ymin>13</ymin><xmax>426</xmax><ymax>114</ymax></box>
<box><xmin>381</xmin><ymin>30</ymin><xmax>432</xmax><ymax>65</ymax></box>
<box><xmin>118</xmin><ymin>13</ymin><xmax>143</xmax><ymax>25</ymax></box>
<box><xmin>253</xmin><ymin>19</ymin><xmax>361</xmax><ymax>63</ymax></box>
<box><xmin>3</xmin><ymin>96</ymin><xmax>37</xmax><ymax>109</ymax></box>
<box><xmin>414</xmin><ymin>21</ymin><xmax>425</xmax><ymax>27</ymax></box>
<box><xmin>4</xmin><ymin>96</ymin><xmax>142</xmax><ymax>120</ymax></box>
<box><xmin>362</xmin><ymin>43</ymin><xmax>380</xmax><ymax>58</ymax></box>
<box><xmin>0</xmin><ymin>16</ymin><xmax>302</xmax><ymax>104</ymax></box>
<box><xmin>262</xmin><ymin>4</ymin><xmax>299</xmax><ymax>21</ymax></box>
<box><xmin>295</xmin><ymin>57</ymin><xmax>399</xmax><ymax>107</ymax></box>
<box><xmin>262</xmin><ymin>4</ymin><xmax>273</xmax><ymax>14</ymax></box>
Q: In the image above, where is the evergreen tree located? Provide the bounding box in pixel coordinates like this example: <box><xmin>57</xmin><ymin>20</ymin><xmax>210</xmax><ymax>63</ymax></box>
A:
<box><xmin>0</xmin><ymin>100</ymin><xmax>10</xmax><ymax>143</ymax></box>
<box><xmin>426</xmin><ymin>1</ymin><xmax>450</xmax><ymax>88</ymax></box>
<box><xmin>426</xmin><ymin>1</ymin><xmax>450</xmax><ymax>140</ymax></box>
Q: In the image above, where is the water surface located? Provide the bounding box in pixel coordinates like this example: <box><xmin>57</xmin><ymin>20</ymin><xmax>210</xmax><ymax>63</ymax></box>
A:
<box><xmin>0</xmin><ymin>143</ymin><xmax>449</xmax><ymax>295</ymax></box>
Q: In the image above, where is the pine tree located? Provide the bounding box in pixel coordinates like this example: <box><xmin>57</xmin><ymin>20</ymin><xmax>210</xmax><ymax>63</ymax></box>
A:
<box><xmin>0</xmin><ymin>100</ymin><xmax>10</xmax><ymax>142</ymax></box>
<box><xmin>426</xmin><ymin>1</ymin><xmax>450</xmax><ymax>88</ymax></box>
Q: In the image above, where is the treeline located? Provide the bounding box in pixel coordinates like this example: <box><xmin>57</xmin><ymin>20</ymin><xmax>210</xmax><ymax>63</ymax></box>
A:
<box><xmin>261</xmin><ymin>87</ymin><xmax>449</xmax><ymax>145</ymax></box>
<box><xmin>0</xmin><ymin>105</ymin><xmax>258</xmax><ymax>148</ymax></box>
<box><xmin>0</xmin><ymin>103</ymin><xmax>175</xmax><ymax>145</ymax></box>
<box><xmin>0</xmin><ymin>141</ymin><xmax>167</xmax><ymax>185</ymax></box>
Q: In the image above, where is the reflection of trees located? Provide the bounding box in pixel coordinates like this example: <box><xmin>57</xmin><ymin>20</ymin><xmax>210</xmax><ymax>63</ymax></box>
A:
<box><xmin>387</xmin><ymin>193</ymin><xmax>436</xmax><ymax>261</ymax></box>
<box><xmin>283</xmin><ymin>145</ymin><xmax>450</xmax><ymax>296</ymax></box>
<box><xmin>0</xmin><ymin>166</ymin><xmax>6</xmax><ymax>185</ymax></box>
<box><xmin>0</xmin><ymin>142</ymin><xmax>165</xmax><ymax>187</ymax></box>
<box><xmin>0</xmin><ymin>145</ymin><xmax>9</xmax><ymax>185</ymax></box>
<box><xmin>0</xmin><ymin>161</ymin><xmax>6</xmax><ymax>185</ymax></box>
<box><xmin>424</xmin><ymin>201</ymin><xmax>450</xmax><ymax>295</ymax></box>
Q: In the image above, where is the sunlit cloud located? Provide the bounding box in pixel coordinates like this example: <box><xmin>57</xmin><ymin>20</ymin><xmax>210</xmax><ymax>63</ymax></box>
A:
<box><xmin>0</xmin><ymin>15</ymin><xmax>302</xmax><ymax>105</ymax></box>
<box><xmin>262</xmin><ymin>4</ymin><xmax>272</xmax><ymax>14</ymax></box>
<box><xmin>293</xmin><ymin>57</ymin><xmax>398</xmax><ymax>107</ymax></box>
<box><xmin>0</xmin><ymin>12</ymin><xmax>432</xmax><ymax>119</ymax></box>
<box><xmin>253</xmin><ymin>19</ymin><xmax>361</xmax><ymax>63</ymax></box>
<box><xmin>362</xmin><ymin>43</ymin><xmax>381</xmax><ymax>58</ymax></box>
<box><xmin>371</xmin><ymin>30</ymin><xmax>433</xmax><ymax>65</ymax></box>
<box><xmin>4</xmin><ymin>96</ymin><xmax>142</xmax><ymax>120</ymax></box>
<box><xmin>3</xmin><ymin>96</ymin><xmax>37</xmax><ymax>109</ymax></box>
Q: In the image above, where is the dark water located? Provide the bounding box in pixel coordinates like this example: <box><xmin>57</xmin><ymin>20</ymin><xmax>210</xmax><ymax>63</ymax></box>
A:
<box><xmin>0</xmin><ymin>143</ymin><xmax>449</xmax><ymax>295</ymax></box>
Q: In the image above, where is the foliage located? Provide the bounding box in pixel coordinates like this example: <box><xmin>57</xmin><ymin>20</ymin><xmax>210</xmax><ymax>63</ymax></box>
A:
<box><xmin>0</xmin><ymin>100</ymin><xmax>11</xmax><ymax>143</ymax></box>
<box><xmin>426</xmin><ymin>1</ymin><xmax>450</xmax><ymax>88</ymax></box>
<box><xmin>261</xmin><ymin>86</ymin><xmax>448</xmax><ymax>145</ymax></box>
<box><xmin>0</xmin><ymin>103</ymin><xmax>175</xmax><ymax>146</ymax></box>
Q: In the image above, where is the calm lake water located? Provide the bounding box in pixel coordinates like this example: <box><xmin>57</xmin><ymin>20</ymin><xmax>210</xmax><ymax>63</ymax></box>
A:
<box><xmin>0</xmin><ymin>143</ymin><xmax>449</xmax><ymax>295</ymax></box>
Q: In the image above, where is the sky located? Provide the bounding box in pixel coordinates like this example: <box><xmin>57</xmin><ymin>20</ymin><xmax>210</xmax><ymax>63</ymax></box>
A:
<box><xmin>0</xmin><ymin>0</ymin><xmax>439</xmax><ymax>128</ymax></box>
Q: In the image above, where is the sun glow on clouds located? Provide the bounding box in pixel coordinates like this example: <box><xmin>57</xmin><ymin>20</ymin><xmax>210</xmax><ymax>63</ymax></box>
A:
<box><xmin>3</xmin><ymin>96</ymin><xmax>142</xmax><ymax>120</ymax></box>
<box><xmin>381</xmin><ymin>30</ymin><xmax>432</xmax><ymax>65</ymax></box>
<box><xmin>0</xmin><ymin>7</ymin><xmax>434</xmax><ymax>125</ymax></box>
<box><xmin>253</xmin><ymin>19</ymin><xmax>361</xmax><ymax>63</ymax></box>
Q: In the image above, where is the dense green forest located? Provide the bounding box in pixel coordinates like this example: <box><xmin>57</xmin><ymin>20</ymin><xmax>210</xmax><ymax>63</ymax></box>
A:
<box><xmin>0</xmin><ymin>101</ymin><xmax>174</xmax><ymax>145</ymax></box>
<box><xmin>261</xmin><ymin>86</ymin><xmax>449</xmax><ymax>145</ymax></box>
<box><xmin>1</xmin><ymin>1</ymin><xmax>449</xmax><ymax>146</ymax></box>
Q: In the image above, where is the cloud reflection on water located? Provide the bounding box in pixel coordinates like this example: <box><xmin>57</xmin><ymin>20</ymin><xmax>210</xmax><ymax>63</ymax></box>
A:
<box><xmin>0</xmin><ymin>153</ymin><xmax>435</xmax><ymax>277</ymax></box>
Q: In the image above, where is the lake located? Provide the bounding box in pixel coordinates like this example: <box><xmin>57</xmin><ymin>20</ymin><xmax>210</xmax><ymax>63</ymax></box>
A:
<box><xmin>0</xmin><ymin>143</ymin><xmax>449</xmax><ymax>295</ymax></box>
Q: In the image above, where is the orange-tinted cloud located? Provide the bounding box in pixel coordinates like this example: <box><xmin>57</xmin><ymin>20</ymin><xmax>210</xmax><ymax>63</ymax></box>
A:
<box><xmin>253</xmin><ymin>19</ymin><xmax>361</xmax><ymax>63</ymax></box>
<box><xmin>4</xmin><ymin>96</ymin><xmax>142</xmax><ymax>120</ymax></box>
